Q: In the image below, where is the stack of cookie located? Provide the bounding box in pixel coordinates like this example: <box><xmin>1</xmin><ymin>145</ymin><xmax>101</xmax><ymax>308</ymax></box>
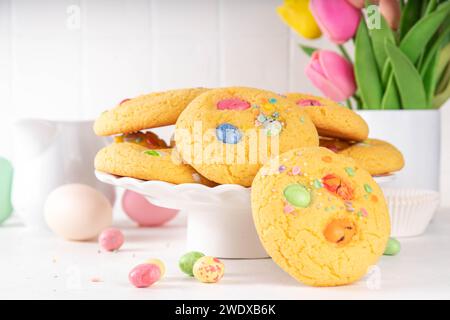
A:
<box><xmin>95</xmin><ymin>87</ymin><xmax>321</xmax><ymax>187</ymax></box>
<box><xmin>93</xmin><ymin>86</ymin><xmax>401</xmax><ymax>287</ymax></box>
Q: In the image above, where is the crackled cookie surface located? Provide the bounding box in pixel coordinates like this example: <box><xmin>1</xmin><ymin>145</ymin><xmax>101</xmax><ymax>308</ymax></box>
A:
<box><xmin>251</xmin><ymin>147</ymin><xmax>390</xmax><ymax>287</ymax></box>
<box><xmin>94</xmin><ymin>87</ymin><xmax>208</xmax><ymax>136</ymax></box>
<box><xmin>339</xmin><ymin>139</ymin><xmax>404</xmax><ymax>176</ymax></box>
<box><xmin>95</xmin><ymin>143</ymin><xmax>215</xmax><ymax>186</ymax></box>
<box><xmin>285</xmin><ymin>93</ymin><xmax>369</xmax><ymax>141</ymax></box>
<box><xmin>175</xmin><ymin>87</ymin><xmax>319</xmax><ymax>186</ymax></box>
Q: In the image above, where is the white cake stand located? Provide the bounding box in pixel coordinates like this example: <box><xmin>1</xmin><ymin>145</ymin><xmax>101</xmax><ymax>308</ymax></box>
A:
<box><xmin>95</xmin><ymin>171</ymin><xmax>396</xmax><ymax>259</ymax></box>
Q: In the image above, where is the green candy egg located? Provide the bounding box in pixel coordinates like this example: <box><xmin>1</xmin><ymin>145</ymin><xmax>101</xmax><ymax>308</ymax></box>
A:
<box><xmin>0</xmin><ymin>157</ymin><xmax>13</xmax><ymax>224</ymax></box>
<box><xmin>179</xmin><ymin>251</ymin><xmax>205</xmax><ymax>276</ymax></box>
<box><xmin>384</xmin><ymin>237</ymin><xmax>401</xmax><ymax>256</ymax></box>
<box><xmin>283</xmin><ymin>184</ymin><xmax>311</xmax><ymax>208</ymax></box>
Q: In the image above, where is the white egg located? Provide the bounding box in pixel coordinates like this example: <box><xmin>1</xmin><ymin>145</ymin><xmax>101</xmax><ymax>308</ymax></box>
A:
<box><xmin>44</xmin><ymin>184</ymin><xmax>112</xmax><ymax>241</ymax></box>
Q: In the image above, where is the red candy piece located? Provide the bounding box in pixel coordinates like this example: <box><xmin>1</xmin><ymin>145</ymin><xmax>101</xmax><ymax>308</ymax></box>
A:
<box><xmin>296</xmin><ymin>99</ymin><xmax>321</xmax><ymax>106</ymax></box>
<box><xmin>217</xmin><ymin>98</ymin><xmax>251</xmax><ymax>111</ymax></box>
<box><xmin>322</xmin><ymin>174</ymin><xmax>354</xmax><ymax>200</ymax></box>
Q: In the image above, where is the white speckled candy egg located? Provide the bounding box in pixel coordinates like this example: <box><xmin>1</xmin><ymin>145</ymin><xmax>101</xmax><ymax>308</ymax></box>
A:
<box><xmin>44</xmin><ymin>184</ymin><xmax>112</xmax><ymax>241</ymax></box>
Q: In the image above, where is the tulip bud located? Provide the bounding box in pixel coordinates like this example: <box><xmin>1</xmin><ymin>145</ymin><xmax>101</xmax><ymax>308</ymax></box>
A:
<box><xmin>277</xmin><ymin>0</ymin><xmax>322</xmax><ymax>39</ymax></box>
<box><xmin>305</xmin><ymin>50</ymin><xmax>356</xmax><ymax>102</ymax></box>
<box><xmin>310</xmin><ymin>0</ymin><xmax>361</xmax><ymax>44</ymax></box>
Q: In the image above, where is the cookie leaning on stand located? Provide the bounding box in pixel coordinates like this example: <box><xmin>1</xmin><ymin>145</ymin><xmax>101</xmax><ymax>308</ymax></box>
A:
<box><xmin>251</xmin><ymin>147</ymin><xmax>390</xmax><ymax>287</ymax></box>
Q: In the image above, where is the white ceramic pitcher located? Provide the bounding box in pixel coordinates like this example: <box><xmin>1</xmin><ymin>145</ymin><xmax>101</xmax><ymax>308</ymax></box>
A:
<box><xmin>12</xmin><ymin>119</ymin><xmax>115</xmax><ymax>229</ymax></box>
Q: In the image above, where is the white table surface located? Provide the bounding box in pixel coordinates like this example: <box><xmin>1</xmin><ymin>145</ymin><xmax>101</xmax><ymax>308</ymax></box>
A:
<box><xmin>1</xmin><ymin>208</ymin><xmax>450</xmax><ymax>300</ymax></box>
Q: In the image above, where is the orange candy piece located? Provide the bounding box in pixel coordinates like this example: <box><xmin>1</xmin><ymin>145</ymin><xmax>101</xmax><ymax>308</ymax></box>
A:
<box><xmin>322</xmin><ymin>174</ymin><xmax>354</xmax><ymax>201</ymax></box>
<box><xmin>323</xmin><ymin>219</ymin><xmax>356</xmax><ymax>246</ymax></box>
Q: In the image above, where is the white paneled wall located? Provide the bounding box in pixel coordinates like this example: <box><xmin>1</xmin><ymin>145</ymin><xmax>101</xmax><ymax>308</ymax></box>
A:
<box><xmin>0</xmin><ymin>0</ymin><xmax>326</xmax><ymax>157</ymax></box>
<box><xmin>0</xmin><ymin>0</ymin><xmax>448</xmax><ymax>202</ymax></box>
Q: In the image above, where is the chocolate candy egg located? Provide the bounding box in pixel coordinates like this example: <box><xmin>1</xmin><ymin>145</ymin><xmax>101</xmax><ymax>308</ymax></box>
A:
<box><xmin>179</xmin><ymin>251</ymin><xmax>205</xmax><ymax>276</ymax></box>
<box><xmin>129</xmin><ymin>263</ymin><xmax>161</xmax><ymax>288</ymax></box>
<box><xmin>193</xmin><ymin>256</ymin><xmax>225</xmax><ymax>283</ymax></box>
<box><xmin>384</xmin><ymin>237</ymin><xmax>401</xmax><ymax>256</ymax></box>
<box><xmin>216</xmin><ymin>123</ymin><xmax>242</xmax><ymax>144</ymax></box>
<box><xmin>146</xmin><ymin>258</ymin><xmax>166</xmax><ymax>278</ymax></box>
<box><xmin>98</xmin><ymin>228</ymin><xmax>124</xmax><ymax>251</ymax></box>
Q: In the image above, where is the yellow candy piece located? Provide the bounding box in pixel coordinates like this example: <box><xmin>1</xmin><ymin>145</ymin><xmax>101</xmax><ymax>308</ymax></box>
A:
<box><xmin>193</xmin><ymin>256</ymin><xmax>224</xmax><ymax>284</ymax></box>
<box><xmin>146</xmin><ymin>258</ymin><xmax>166</xmax><ymax>278</ymax></box>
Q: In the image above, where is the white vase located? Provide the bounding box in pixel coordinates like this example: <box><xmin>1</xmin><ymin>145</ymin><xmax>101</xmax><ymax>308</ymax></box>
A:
<box><xmin>12</xmin><ymin>119</ymin><xmax>116</xmax><ymax>229</ymax></box>
<box><xmin>357</xmin><ymin>110</ymin><xmax>440</xmax><ymax>191</ymax></box>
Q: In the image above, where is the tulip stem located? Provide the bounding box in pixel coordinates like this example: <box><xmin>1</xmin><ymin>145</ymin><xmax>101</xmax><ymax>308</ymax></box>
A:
<box><xmin>345</xmin><ymin>99</ymin><xmax>352</xmax><ymax>110</ymax></box>
<box><xmin>338</xmin><ymin>44</ymin><xmax>352</xmax><ymax>63</ymax></box>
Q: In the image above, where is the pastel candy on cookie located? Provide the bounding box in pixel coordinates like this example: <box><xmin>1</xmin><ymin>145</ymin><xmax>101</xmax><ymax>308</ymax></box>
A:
<box><xmin>114</xmin><ymin>131</ymin><xmax>167</xmax><ymax>149</ymax></box>
<box><xmin>217</xmin><ymin>98</ymin><xmax>251</xmax><ymax>110</ymax></box>
<box><xmin>216</xmin><ymin>123</ymin><xmax>242</xmax><ymax>144</ymax></box>
<box><xmin>297</xmin><ymin>99</ymin><xmax>321</xmax><ymax>106</ymax></box>
<box><xmin>251</xmin><ymin>147</ymin><xmax>390</xmax><ymax>287</ymax></box>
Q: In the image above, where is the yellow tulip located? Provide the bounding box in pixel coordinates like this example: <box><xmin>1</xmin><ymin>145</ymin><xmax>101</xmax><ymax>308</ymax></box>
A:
<box><xmin>277</xmin><ymin>0</ymin><xmax>322</xmax><ymax>39</ymax></box>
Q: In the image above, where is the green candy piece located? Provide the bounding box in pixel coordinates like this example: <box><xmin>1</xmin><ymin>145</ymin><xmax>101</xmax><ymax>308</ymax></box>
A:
<box><xmin>345</xmin><ymin>167</ymin><xmax>355</xmax><ymax>177</ymax></box>
<box><xmin>283</xmin><ymin>184</ymin><xmax>311</xmax><ymax>208</ymax></box>
<box><xmin>144</xmin><ymin>150</ymin><xmax>162</xmax><ymax>157</ymax></box>
<box><xmin>0</xmin><ymin>157</ymin><xmax>13</xmax><ymax>224</ymax></box>
<box><xmin>384</xmin><ymin>237</ymin><xmax>401</xmax><ymax>256</ymax></box>
<box><xmin>364</xmin><ymin>183</ymin><xmax>373</xmax><ymax>194</ymax></box>
<box><xmin>179</xmin><ymin>251</ymin><xmax>205</xmax><ymax>277</ymax></box>
<box><xmin>313</xmin><ymin>179</ymin><xmax>323</xmax><ymax>189</ymax></box>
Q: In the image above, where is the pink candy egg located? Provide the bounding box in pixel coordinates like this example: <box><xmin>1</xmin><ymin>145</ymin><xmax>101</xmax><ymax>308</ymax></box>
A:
<box><xmin>216</xmin><ymin>98</ymin><xmax>251</xmax><ymax>110</ymax></box>
<box><xmin>129</xmin><ymin>263</ymin><xmax>161</xmax><ymax>288</ymax></box>
<box><xmin>98</xmin><ymin>228</ymin><xmax>124</xmax><ymax>251</ymax></box>
<box><xmin>122</xmin><ymin>190</ymin><xmax>178</xmax><ymax>227</ymax></box>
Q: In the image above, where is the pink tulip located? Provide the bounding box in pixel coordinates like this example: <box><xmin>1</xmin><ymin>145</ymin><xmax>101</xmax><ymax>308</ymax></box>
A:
<box><xmin>310</xmin><ymin>0</ymin><xmax>361</xmax><ymax>44</ymax></box>
<box><xmin>305</xmin><ymin>50</ymin><xmax>356</xmax><ymax>102</ymax></box>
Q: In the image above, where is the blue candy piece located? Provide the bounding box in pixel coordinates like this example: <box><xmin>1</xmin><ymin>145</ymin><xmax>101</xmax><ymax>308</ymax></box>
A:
<box><xmin>216</xmin><ymin>123</ymin><xmax>242</xmax><ymax>144</ymax></box>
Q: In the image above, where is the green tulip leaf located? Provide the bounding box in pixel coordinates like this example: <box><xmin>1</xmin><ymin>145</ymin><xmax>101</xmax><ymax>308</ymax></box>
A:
<box><xmin>433</xmin><ymin>77</ymin><xmax>450</xmax><ymax>108</ymax></box>
<box><xmin>369</xmin><ymin>7</ymin><xmax>396</xmax><ymax>75</ymax></box>
<box><xmin>385</xmin><ymin>41</ymin><xmax>428</xmax><ymax>109</ymax></box>
<box><xmin>436</xmin><ymin>43</ymin><xmax>450</xmax><ymax>94</ymax></box>
<box><xmin>399</xmin><ymin>0</ymin><xmax>424</xmax><ymax>40</ymax></box>
<box><xmin>298</xmin><ymin>44</ymin><xmax>318</xmax><ymax>57</ymax></box>
<box><xmin>381</xmin><ymin>75</ymin><xmax>402</xmax><ymax>109</ymax></box>
<box><xmin>355</xmin><ymin>19</ymin><xmax>383</xmax><ymax>109</ymax></box>
<box><xmin>400</xmin><ymin>1</ymin><xmax>450</xmax><ymax>64</ymax></box>
<box><xmin>422</xmin><ymin>51</ymin><xmax>439</xmax><ymax>107</ymax></box>
<box><xmin>420</xmin><ymin>27</ymin><xmax>450</xmax><ymax>78</ymax></box>
<box><xmin>423</xmin><ymin>0</ymin><xmax>438</xmax><ymax>16</ymax></box>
